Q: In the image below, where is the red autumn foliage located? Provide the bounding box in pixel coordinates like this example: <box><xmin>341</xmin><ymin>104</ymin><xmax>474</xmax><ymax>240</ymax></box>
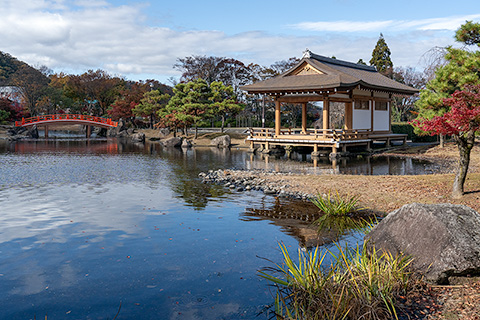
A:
<box><xmin>412</xmin><ymin>85</ymin><xmax>480</xmax><ymax>136</ymax></box>
<box><xmin>412</xmin><ymin>84</ymin><xmax>480</xmax><ymax>197</ymax></box>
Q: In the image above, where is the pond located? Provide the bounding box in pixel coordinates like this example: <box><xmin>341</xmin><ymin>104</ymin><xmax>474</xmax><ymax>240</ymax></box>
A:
<box><xmin>0</xmin><ymin>138</ymin><xmax>434</xmax><ymax>319</ymax></box>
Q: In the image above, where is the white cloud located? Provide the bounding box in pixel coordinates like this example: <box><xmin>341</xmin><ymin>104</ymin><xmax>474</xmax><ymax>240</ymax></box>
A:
<box><xmin>0</xmin><ymin>0</ymin><xmax>464</xmax><ymax>82</ymax></box>
<box><xmin>291</xmin><ymin>14</ymin><xmax>480</xmax><ymax>32</ymax></box>
<box><xmin>292</xmin><ymin>20</ymin><xmax>395</xmax><ymax>33</ymax></box>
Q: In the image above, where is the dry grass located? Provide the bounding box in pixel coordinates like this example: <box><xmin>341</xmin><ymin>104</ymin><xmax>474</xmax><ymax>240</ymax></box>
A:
<box><xmin>285</xmin><ymin>173</ymin><xmax>480</xmax><ymax>214</ymax></box>
<box><xmin>260</xmin><ymin>142</ymin><xmax>480</xmax><ymax>214</ymax></box>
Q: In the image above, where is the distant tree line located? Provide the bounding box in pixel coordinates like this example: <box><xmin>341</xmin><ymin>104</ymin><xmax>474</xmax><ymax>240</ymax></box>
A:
<box><xmin>0</xmin><ymin>35</ymin><xmax>430</xmax><ymax>128</ymax></box>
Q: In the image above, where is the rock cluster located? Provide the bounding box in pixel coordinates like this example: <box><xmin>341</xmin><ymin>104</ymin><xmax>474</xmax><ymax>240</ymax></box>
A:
<box><xmin>199</xmin><ymin>169</ymin><xmax>313</xmax><ymax>200</ymax></box>
<box><xmin>6</xmin><ymin>125</ymin><xmax>38</xmax><ymax>140</ymax></box>
<box><xmin>107</xmin><ymin>118</ymin><xmax>144</xmax><ymax>142</ymax></box>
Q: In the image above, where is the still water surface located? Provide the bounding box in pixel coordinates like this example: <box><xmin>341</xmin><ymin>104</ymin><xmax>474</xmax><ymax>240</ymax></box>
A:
<box><xmin>0</xmin><ymin>139</ymin><xmax>434</xmax><ymax>319</ymax></box>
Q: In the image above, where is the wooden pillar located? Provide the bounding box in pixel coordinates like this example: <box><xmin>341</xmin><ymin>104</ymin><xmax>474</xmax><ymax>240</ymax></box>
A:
<box><xmin>275</xmin><ymin>100</ymin><xmax>281</xmax><ymax>136</ymax></box>
<box><xmin>301</xmin><ymin>103</ymin><xmax>307</xmax><ymax>133</ymax></box>
<box><xmin>311</xmin><ymin>143</ymin><xmax>319</xmax><ymax>157</ymax></box>
<box><xmin>323</xmin><ymin>98</ymin><xmax>330</xmax><ymax>131</ymax></box>
<box><xmin>370</xmin><ymin>95</ymin><xmax>374</xmax><ymax>132</ymax></box>
<box><xmin>86</xmin><ymin>125</ymin><xmax>91</xmax><ymax>138</ymax></box>
<box><xmin>332</xmin><ymin>158</ymin><xmax>338</xmax><ymax>170</ymax></box>
<box><xmin>388</xmin><ymin>99</ymin><xmax>392</xmax><ymax>133</ymax></box>
<box><xmin>345</xmin><ymin>101</ymin><xmax>353</xmax><ymax>130</ymax></box>
<box><xmin>44</xmin><ymin>125</ymin><xmax>48</xmax><ymax>138</ymax></box>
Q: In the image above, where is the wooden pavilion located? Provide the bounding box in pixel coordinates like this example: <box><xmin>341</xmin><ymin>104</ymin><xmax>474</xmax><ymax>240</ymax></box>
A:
<box><xmin>241</xmin><ymin>50</ymin><xmax>419</xmax><ymax>157</ymax></box>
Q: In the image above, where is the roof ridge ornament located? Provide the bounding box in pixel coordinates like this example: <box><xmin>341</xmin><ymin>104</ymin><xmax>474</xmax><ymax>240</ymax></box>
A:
<box><xmin>302</xmin><ymin>49</ymin><xmax>311</xmax><ymax>59</ymax></box>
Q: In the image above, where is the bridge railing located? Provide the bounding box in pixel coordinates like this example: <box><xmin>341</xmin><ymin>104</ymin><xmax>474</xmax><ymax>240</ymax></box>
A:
<box><xmin>15</xmin><ymin>114</ymin><xmax>118</xmax><ymax>127</ymax></box>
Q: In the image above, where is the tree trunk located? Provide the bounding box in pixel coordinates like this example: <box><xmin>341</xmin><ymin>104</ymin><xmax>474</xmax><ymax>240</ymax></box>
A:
<box><xmin>149</xmin><ymin>113</ymin><xmax>154</xmax><ymax>129</ymax></box>
<box><xmin>221</xmin><ymin>115</ymin><xmax>225</xmax><ymax>133</ymax></box>
<box><xmin>452</xmin><ymin>132</ymin><xmax>475</xmax><ymax>198</ymax></box>
<box><xmin>439</xmin><ymin>133</ymin><xmax>445</xmax><ymax>148</ymax></box>
<box><xmin>194</xmin><ymin>124</ymin><xmax>198</xmax><ymax>139</ymax></box>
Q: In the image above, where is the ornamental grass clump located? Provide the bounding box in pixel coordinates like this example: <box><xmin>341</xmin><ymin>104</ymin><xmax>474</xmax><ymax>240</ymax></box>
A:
<box><xmin>259</xmin><ymin>242</ymin><xmax>414</xmax><ymax>320</ymax></box>
<box><xmin>310</xmin><ymin>190</ymin><xmax>372</xmax><ymax>233</ymax></box>
<box><xmin>310</xmin><ymin>190</ymin><xmax>361</xmax><ymax>217</ymax></box>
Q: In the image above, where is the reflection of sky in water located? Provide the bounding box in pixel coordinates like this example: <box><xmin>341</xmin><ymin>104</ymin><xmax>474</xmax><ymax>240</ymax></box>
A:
<box><xmin>0</xmin><ymin>140</ymin><xmax>397</xmax><ymax>319</ymax></box>
<box><xmin>0</xmin><ymin>140</ymin><xmax>316</xmax><ymax>319</ymax></box>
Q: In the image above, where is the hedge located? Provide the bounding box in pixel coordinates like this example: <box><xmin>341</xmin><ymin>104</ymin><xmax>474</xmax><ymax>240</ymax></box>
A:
<box><xmin>391</xmin><ymin>122</ymin><xmax>438</xmax><ymax>142</ymax></box>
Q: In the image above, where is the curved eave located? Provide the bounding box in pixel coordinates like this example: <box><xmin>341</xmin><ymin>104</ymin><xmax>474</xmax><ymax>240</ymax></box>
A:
<box><xmin>356</xmin><ymin>81</ymin><xmax>419</xmax><ymax>95</ymax></box>
<box><xmin>241</xmin><ymin>81</ymin><xmax>419</xmax><ymax>96</ymax></box>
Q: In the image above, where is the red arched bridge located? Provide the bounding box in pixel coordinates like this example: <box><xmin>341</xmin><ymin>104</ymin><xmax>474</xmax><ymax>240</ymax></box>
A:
<box><xmin>15</xmin><ymin>114</ymin><xmax>118</xmax><ymax>138</ymax></box>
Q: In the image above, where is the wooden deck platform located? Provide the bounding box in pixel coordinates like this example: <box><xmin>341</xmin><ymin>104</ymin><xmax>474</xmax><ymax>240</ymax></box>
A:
<box><xmin>247</xmin><ymin>128</ymin><xmax>407</xmax><ymax>156</ymax></box>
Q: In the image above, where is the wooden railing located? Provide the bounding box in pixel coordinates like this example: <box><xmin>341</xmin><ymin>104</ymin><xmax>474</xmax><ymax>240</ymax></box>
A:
<box><xmin>15</xmin><ymin>114</ymin><xmax>118</xmax><ymax>127</ymax></box>
<box><xmin>248</xmin><ymin>128</ymin><xmax>370</xmax><ymax>141</ymax></box>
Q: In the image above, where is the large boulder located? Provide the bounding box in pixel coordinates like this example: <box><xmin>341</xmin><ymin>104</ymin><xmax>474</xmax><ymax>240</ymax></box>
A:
<box><xmin>210</xmin><ymin>134</ymin><xmax>231</xmax><ymax>148</ymax></box>
<box><xmin>365</xmin><ymin>203</ymin><xmax>480</xmax><ymax>284</ymax></box>
<box><xmin>162</xmin><ymin>137</ymin><xmax>182</xmax><ymax>148</ymax></box>
<box><xmin>108</xmin><ymin>118</ymin><xmax>127</xmax><ymax>137</ymax></box>
<box><xmin>93</xmin><ymin>127</ymin><xmax>107</xmax><ymax>137</ymax></box>
<box><xmin>27</xmin><ymin>125</ymin><xmax>39</xmax><ymax>139</ymax></box>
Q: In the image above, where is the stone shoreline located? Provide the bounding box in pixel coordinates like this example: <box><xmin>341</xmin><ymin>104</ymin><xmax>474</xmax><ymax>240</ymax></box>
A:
<box><xmin>199</xmin><ymin>169</ymin><xmax>315</xmax><ymax>201</ymax></box>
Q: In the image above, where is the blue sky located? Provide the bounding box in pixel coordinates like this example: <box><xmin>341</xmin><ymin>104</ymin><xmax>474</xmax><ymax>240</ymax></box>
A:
<box><xmin>1</xmin><ymin>0</ymin><xmax>479</xmax><ymax>83</ymax></box>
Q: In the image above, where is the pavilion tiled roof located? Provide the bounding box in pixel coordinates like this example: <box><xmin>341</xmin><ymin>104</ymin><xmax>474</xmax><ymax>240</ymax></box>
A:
<box><xmin>241</xmin><ymin>51</ymin><xmax>419</xmax><ymax>96</ymax></box>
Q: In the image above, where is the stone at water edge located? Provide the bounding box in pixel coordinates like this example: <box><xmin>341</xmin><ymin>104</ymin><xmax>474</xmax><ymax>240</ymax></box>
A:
<box><xmin>181</xmin><ymin>139</ymin><xmax>192</xmax><ymax>148</ymax></box>
<box><xmin>162</xmin><ymin>137</ymin><xmax>182</xmax><ymax>148</ymax></box>
<box><xmin>27</xmin><ymin>125</ymin><xmax>39</xmax><ymax>138</ymax></box>
<box><xmin>210</xmin><ymin>135</ymin><xmax>231</xmax><ymax>148</ymax></box>
<box><xmin>130</xmin><ymin>132</ymin><xmax>145</xmax><ymax>143</ymax></box>
<box><xmin>365</xmin><ymin>203</ymin><xmax>480</xmax><ymax>284</ymax></box>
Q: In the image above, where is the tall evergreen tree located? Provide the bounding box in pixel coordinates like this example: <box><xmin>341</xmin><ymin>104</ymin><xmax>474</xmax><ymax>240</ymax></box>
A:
<box><xmin>370</xmin><ymin>33</ymin><xmax>394</xmax><ymax>77</ymax></box>
<box><xmin>209</xmin><ymin>81</ymin><xmax>243</xmax><ymax>132</ymax></box>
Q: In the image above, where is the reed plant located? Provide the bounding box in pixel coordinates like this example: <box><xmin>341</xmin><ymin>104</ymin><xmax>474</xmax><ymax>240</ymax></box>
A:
<box><xmin>310</xmin><ymin>190</ymin><xmax>373</xmax><ymax>234</ymax></box>
<box><xmin>310</xmin><ymin>190</ymin><xmax>361</xmax><ymax>217</ymax></box>
<box><xmin>259</xmin><ymin>242</ymin><xmax>414</xmax><ymax>320</ymax></box>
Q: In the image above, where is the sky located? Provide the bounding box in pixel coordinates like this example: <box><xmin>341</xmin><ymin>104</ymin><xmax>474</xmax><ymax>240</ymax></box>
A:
<box><xmin>1</xmin><ymin>0</ymin><xmax>480</xmax><ymax>84</ymax></box>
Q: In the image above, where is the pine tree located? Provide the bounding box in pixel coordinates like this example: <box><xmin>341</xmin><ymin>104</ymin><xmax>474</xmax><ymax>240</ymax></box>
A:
<box><xmin>357</xmin><ymin>59</ymin><xmax>367</xmax><ymax>65</ymax></box>
<box><xmin>370</xmin><ymin>33</ymin><xmax>393</xmax><ymax>77</ymax></box>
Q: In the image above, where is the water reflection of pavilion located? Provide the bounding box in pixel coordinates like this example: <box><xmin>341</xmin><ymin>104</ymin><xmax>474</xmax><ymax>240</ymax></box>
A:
<box><xmin>242</xmin><ymin>198</ymin><xmax>343</xmax><ymax>248</ymax></box>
